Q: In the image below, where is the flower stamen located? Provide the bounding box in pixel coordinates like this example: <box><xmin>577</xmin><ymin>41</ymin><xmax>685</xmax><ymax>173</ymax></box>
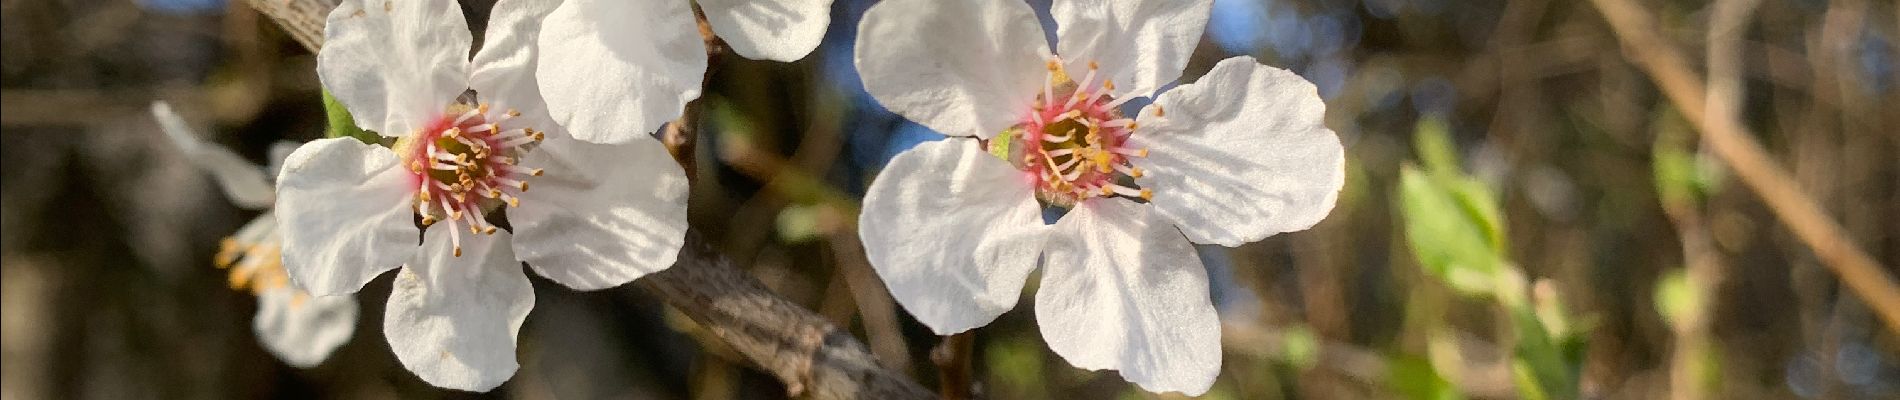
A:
<box><xmin>397</xmin><ymin>102</ymin><xmax>546</xmax><ymax>256</ymax></box>
<box><xmin>1004</xmin><ymin>57</ymin><xmax>1153</xmax><ymax>207</ymax></box>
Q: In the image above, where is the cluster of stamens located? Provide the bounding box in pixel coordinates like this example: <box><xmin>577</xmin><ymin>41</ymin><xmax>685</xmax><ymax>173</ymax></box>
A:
<box><xmin>399</xmin><ymin>102</ymin><xmax>545</xmax><ymax>257</ymax></box>
<box><xmin>217</xmin><ymin>216</ymin><xmax>295</xmax><ymax>302</ymax></box>
<box><xmin>1005</xmin><ymin>58</ymin><xmax>1156</xmax><ymax>207</ymax></box>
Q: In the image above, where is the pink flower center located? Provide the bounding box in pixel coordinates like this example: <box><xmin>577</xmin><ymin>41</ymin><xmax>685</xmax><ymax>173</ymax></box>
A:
<box><xmin>1001</xmin><ymin>58</ymin><xmax>1153</xmax><ymax>208</ymax></box>
<box><xmin>397</xmin><ymin>102</ymin><xmax>544</xmax><ymax>256</ymax></box>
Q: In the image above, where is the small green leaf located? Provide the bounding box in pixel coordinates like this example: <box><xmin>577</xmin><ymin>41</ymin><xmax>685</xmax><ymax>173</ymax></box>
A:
<box><xmin>1399</xmin><ymin>165</ymin><xmax>1506</xmax><ymax>296</ymax></box>
<box><xmin>1510</xmin><ymin>304</ymin><xmax>1579</xmax><ymax>400</ymax></box>
<box><xmin>1413</xmin><ymin>118</ymin><xmax>1460</xmax><ymax>175</ymax></box>
<box><xmin>322</xmin><ymin>90</ymin><xmax>379</xmax><ymax>143</ymax></box>
<box><xmin>1386</xmin><ymin>356</ymin><xmax>1466</xmax><ymax>400</ymax></box>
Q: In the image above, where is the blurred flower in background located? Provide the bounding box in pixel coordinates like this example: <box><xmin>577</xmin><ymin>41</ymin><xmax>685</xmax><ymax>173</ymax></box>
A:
<box><xmin>154</xmin><ymin>101</ymin><xmax>358</xmax><ymax>369</ymax></box>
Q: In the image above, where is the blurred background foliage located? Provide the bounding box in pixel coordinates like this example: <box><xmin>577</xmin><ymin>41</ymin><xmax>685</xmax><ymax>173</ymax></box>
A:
<box><xmin>3</xmin><ymin>0</ymin><xmax>1899</xmax><ymax>399</ymax></box>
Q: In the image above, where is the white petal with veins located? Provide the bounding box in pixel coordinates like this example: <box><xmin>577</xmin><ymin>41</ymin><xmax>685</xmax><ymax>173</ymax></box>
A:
<box><xmin>855</xmin><ymin>0</ymin><xmax>1050</xmax><ymax>138</ymax></box>
<box><xmin>511</xmin><ymin>135</ymin><xmax>688</xmax><ymax>290</ymax></box>
<box><xmin>275</xmin><ymin>138</ymin><xmax>415</xmax><ymax>296</ymax></box>
<box><xmin>699</xmin><ymin>0</ymin><xmax>832</xmax><ymax>62</ymax></box>
<box><xmin>1053</xmin><ymin>0</ymin><xmax>1213</xmax><ymax>99</ymax></box>
<box><xmin>318</xmin><ymin>0</ymin><xmax>473</xmax><ymax>136</ymax></box>
<box><xmin>1132</xmin><ymin>57</ymin><xmax>1344</xmax><ymax>246</ymax></box>
<box><xmin>860</xmin><ymin>139</ymin><xmax>1048</xmax><ymax>334</ymax></box>
<box><xmin>1036</xmin><ymin>198</ymin><xmax>1220</xmax><ymax>396</ymax></box>
<box><xmin>385</xmin><ymin>226</ymin><xmax>534</xmax><ymax>392</ymax></box>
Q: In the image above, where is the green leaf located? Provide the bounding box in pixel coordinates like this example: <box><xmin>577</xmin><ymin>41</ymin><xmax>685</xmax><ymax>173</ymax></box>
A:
<box><xmin>1399</xmin><ymin>165</ymin><xmax>1507</xmax><ymax>296</ymax></box>
<box><xmin>1412</xmin><ymin>118</ymin><xmax>1460</xmax><ymax>175</ymax></box>
<box><xmin>322</xmin><ymin>90</ymin><xmax>379</xmax><ymax>143</ymax></box>
<box><xmin>1509</xmin><ymin>304</ymin><xmax>1580</xmax><ymax>400</ymax></box>
<box><xmin>1386</xmin><ymin>356</ymin><xmax>1466</xmax><ymax>400</ymax></box>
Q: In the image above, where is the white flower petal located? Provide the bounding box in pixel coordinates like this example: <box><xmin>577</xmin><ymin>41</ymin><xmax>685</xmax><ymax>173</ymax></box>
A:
<box><xmin>510</xmin><ymin>136</ymin><xmax>688</xmax><ymax>291</ymax></box>
<box><xmin>253</xmin><ymin>288</ymin><xmax>359</xmax><ymax>368</ymax></box>
<box><xmin>267</xmin><ymin>141</ymin><xmax>301</xmax><ymax>177</ymax></box>
<box><xmin>860</xmin><ymin>139</ymin><xmax>1047</xmax><ymax>335</ymax></box>
<box><xmin>385</xmin><ymin>226</ymin><xmax>533</xmax><ymax>392</ymax></box>
<box><xmin>276</xmin><ymin>138</ymin><xmax>416</xmax><ymax>296</ymax></box>
<box><xmin>855</xmin><ymin>0</ymin><xmax>1050</xmax><ymax>138</ymax></box>
<box><xmin>469</xmin><ymin>0</ymin><xmax>562</xmax><ymax>135</ymax></box>
<box><xmin>536</xmin><ymin>0</ymin><xmax>706</xmax><ymax>144</ymax></box>
<box><xmin>699</xmin><ymin>0</ymin><xmax>832</xmax><ymax>62</ymax></box>
<box><xmin>1131</xmin><ymin>57</ymin><xmax>1344</xmax><ymax>246</ymax></box>
<box><xmin>151</xmin><ymin>101</ymin><xmax>274</xmax><ymax>209</ymax></box>
<box><xmin>1052</xmin><ymin>0</ymin><xmax>1212</xmax><ymax>99</ymax></box>
<box><xmin>1035</xmin><ymin>198</ymin><xmax>1220</xmax><ymax>396</ymax></box>
<box><xmin>318</xmin><ymin>0</ymin><xmax>473</xmax><ymax>136</ymax></box>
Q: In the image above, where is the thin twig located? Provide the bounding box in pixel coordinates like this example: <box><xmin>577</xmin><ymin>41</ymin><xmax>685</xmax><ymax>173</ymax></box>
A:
<box><xmin>931</xmin><ymin>332</ymin><xmax>976</xmax><ymax>400</ymax></box>
<box><xmin>1588</xmin><ymin>0</ymin><xmax>1900</xmax><ymax>335</ymax></box>
<box><xmin>240</xmin><ymin>1</ymin><xmax>934</xmax><ymax>398</ymax></box>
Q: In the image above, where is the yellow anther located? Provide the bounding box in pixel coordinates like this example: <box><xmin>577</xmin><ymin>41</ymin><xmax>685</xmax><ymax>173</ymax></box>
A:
<box><xmin>215</xmin><ymin>239</ymin><xmax>240</xmax><ymax>267</ymax></box>
<box><xmin>1088</xmin><ymin>60</ymin><xmax>1099</xmax><ymax>70</ymax></box>
<box><xmin>453</xmin><ymin>246</ymin><xmax>463</xmax><ymax>257</ymax></box>
<box><xmin>1139</xmin><ymin>189</ymin><xmax>1153</xmax><ymax>200</ymax></box>
<box><xmin>1154</xmin><ymin>105</ymin><xmax>1166</xmax><ymax>116</ymax></box>
<box><xmin>1129</xmin><ymin>167</ymin><xmax>1144</xmax><ymax>178</ymax></box>
<box><xmin>1046</xmin><ymin>60</ymin><xmax>1061</xmax><ymax>71</ymax></box>
<box><xmin>421</xmin><ymin>215</ymin><xmax>437</xmax><ymax>226</ymax></box>
<box><xmin>483</xmin><ymin>226</ymin><xmax>498</xmax><ymax>235</ymax></box>
<box><xmin>1103</xmin><ymin>79</ymin><xmax>1115</xmax><ymax>91</ymax></box>
<box><xmin>529</xmin><ymin>168</ymin><xmax>544</xmax><ymax>176</ymax></box>
<box><xmin>1090</xmin><ymin>150</ymin><xmax>1113</xmax><ymax>173</ymax></box>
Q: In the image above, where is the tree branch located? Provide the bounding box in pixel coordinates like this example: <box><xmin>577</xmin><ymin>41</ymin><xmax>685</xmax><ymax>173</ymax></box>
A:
<box><xmin>1588</xmin><ymin>0</ymin><xmax>1900</xmax><ymax>335</ymax></box>
<box><xmin>240</xmin><ymin>1</ymin><xmax>934</xmax><ymax>398</ymax></box>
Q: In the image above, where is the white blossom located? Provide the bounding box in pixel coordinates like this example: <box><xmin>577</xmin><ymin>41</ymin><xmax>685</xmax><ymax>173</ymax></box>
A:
<box><xmin>152</xmin><ymin>102</ymin><xmax>358</xmax><ymax>369</ymax></box>
<box><xmin>276</xmin><ymin>0</ymin><xmax>689</xmax><ymax>391</ymax></box>
<box><xmin>853</xmin><ymin>0</ymin><xmax>1345</xmax><ymax>395</ymax></box>
<box><xmin>534</xmin><ymin>0</ymin><xmax>833</xmax><ymax>144</ymax></box>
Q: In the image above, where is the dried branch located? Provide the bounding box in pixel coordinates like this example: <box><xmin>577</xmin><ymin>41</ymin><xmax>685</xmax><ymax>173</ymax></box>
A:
<box><xmin>1588</xmin><ymin>0</ymin><xmax>1900</xmax><ymax>334</ymax></box>
<box><xmin>242</xmin><ymin>0</ymin><xmax>334</xmax><ymax>51</ymax></box>
<box><xmin>239</xmin><ymin>1</ymin><xmax>934</xmax><ymax>398</ymax></box>
<box><xmin>642</xmin><ymin>233</ymin><xmax>934</xmax><ymax>399</ymax></box>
